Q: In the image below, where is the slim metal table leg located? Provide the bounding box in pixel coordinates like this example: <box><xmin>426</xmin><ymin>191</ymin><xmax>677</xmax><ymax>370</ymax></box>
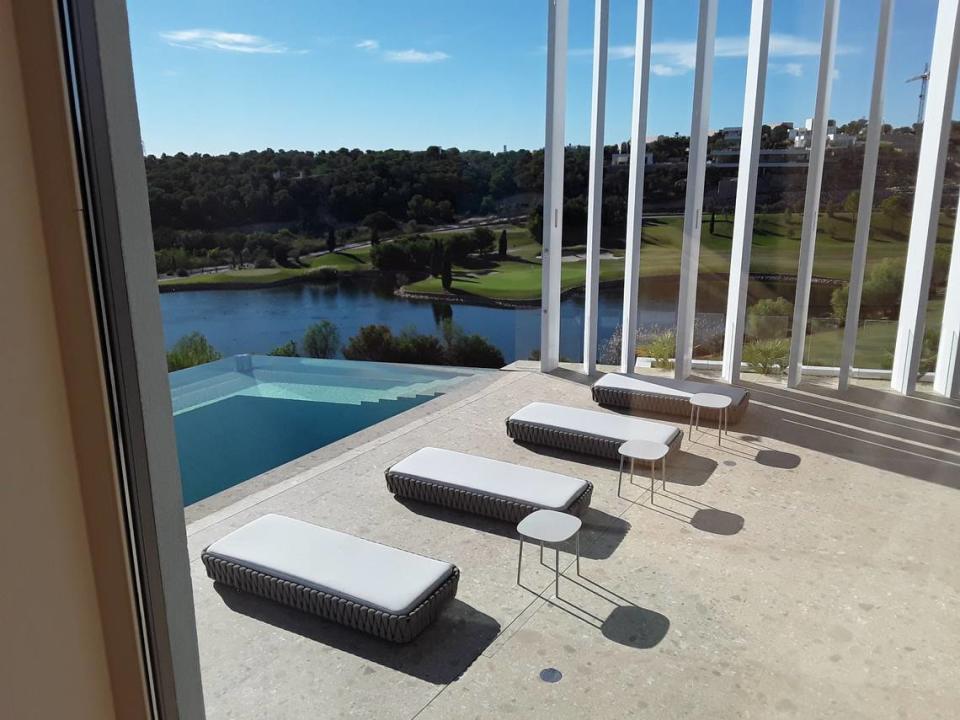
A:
<box><xmin>555</xmin><ymin>547</ymin><xmax>560</xmax><ymax>597</ymax></box>
<box><xmin>517</xmin><ymin>537</ymin><xmax>523</xmax><ymax>585</ymax></box>
<box><xmin>650</xmin><ymin>460</ymin><xmax>655</xmax><ymax>502</ymax></box>
<box><xmin>540</xmin><ymin>539</ymin><xmax>543</xmax><ymax>565</ymax></box>
<box><xmin>618</xmin><ymin>453</ymin><xmax>624</xmax><ymax>497</ymax></box>
<box><xmin>662</xmin><ymin>456</ymin><xmax>667</xmax><ymax>489</ymax></box>
<box><xmin>575</xmin><ymin>532</ymin><xmax>581</xmax><ymax>576</ymax></box>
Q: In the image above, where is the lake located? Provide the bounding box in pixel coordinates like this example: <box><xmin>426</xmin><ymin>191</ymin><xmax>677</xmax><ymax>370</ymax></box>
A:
<box><xmin>160</xmin><ymin>276</ymin><xmax>826</xmax><ymax>364</ymax></box>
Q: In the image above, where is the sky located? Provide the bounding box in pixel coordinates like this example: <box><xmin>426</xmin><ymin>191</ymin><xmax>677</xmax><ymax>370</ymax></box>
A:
<box><xmin>127</xmin><ymin>0</ymin><xmax>945</xmax><ymax>155</ymax></box>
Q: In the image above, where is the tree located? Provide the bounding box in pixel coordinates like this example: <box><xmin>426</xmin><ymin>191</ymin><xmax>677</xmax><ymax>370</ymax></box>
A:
<box><xmin>302</xmin><ymin>321</ymin><xmax>340</xmax><ymax>358</ymax></box>
<box><xmin>326</xmin><ymin>227</ymin><xmax>336</xmax><ymax>253</ymax></box>
<box><xmin>360</xmin><ymin>211</ymin><xmax>397</xmax><ymax>233</ymax></box>
<box><xmin>225</xmin><ymin>233</ymin><xmax>246</xmax><ymax>268</ymax></box>
<box><xmin>268</xmin><ymin>340</ymin><xmax>298</xmax><ymax>357</ymax></box>
<box><xmin>370</xmin><ymin>227</ymin><xmax>380</xmax><ymax>246</ymax></box>
<box><xmin>429</xmin><ymin>239</ymin><xmax>443</xmax><ymax>277</ymax></box>
<box><xmin>528</xmin><ymin>206</ymin><xmax>544</xmax><ymax>244</ymax></box>
<box><xmin>471</xmin><ymin>227</ymin><xmax>496</xmax><ymax>254</ymax></box>
<box><xmin>842</xmin><ymin>190</ymin><xmax>860</xmax><ymax>215</ymax></box>
<box><xmin>746</xmin><ymin>297</ymin><xmax>794</xmax><ymax>340</ymax></box>
<box><xmin>441</xmin><ymin>251</ymin><xmax>453</xmax><ymax>291</ymax></box>
<box><xmin>166</xmin><ymin>332</ymin><xmax>222</xmax><ymax>371</ymax></box>
<box><xmin>880</xmin><ymin>195</ymin><xmax>909</xmax><ymax>234</ymax></box>
<box><xmin>498</xmin><ymin>229</ymin><xmax>508</xmax><ymax>258</ymax></box>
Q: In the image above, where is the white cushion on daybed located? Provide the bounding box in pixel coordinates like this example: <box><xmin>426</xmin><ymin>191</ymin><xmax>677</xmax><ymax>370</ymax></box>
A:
<box><xmin>390</xmin><ymin>447</ymin><xmax>588</xmax><ymax>510</ymax></box>
<box><xmin>594</xmin><ymin>373</ymin><xmax>748</xmax><ymax>404</ymax></box>
<box><xmin>204</xmin><ymin>514</ymin><xmax>453</xmax><ymax>615</ymax></box>
<box><xmin>509</xmin><ymin>401</ymin><xmax>681</xmax><ymax>446</ymax></box>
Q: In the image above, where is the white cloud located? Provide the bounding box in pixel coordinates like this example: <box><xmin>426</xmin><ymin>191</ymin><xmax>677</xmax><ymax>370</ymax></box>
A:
<box><xmin>383</xmin><ymin>49</ymin><xmax>450</xmax><ymax>63</ymax></box>
<box><xmin>771</xmin><ymin>62</ymin><xmax>804</xmax><ymax>77</ymax></box>
<box><xmin>356</xmin><ymin>39</ymin><xmax>379</xmax><ymax>51</ymax></box>
<box><xmin>651</xmin><ymin>63</ymin><xmax>687</xmax><ymax>77</ymax></box>
<box><xmin>573</xmin><ymin>33</ymin><xmax>856</xmax><ymax>78</ymax></box>
<box><xmin>160</xmin><ymin>29</ymin><xmax>291</xmax><ymax>54</ymax></box>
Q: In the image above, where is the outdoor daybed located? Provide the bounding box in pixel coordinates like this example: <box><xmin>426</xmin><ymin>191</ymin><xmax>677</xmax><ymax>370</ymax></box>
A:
<box><xmin>385</xmin><ymin>447</ymin><xmax>593</xmax><ymax>523</ymax></box>
<box><xmin>592</xmin><ymin>373</ymin><xmax>750</xmax><ymax>424</ymax></box>
<box><xmin>202</xmin><ymin>513</ymin><xmax>458</xmax><ymax>643</ymax></box>
<box><xmin>505</xmin><ymin>401</ymin><xmax>682</xmax><ymax>460</ymax></box>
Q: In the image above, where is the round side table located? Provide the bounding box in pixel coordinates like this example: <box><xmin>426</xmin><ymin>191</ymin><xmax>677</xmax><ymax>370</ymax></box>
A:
<box><xmin>689</xmin><ymin>392</ymin><xmax>733</xmax><ymax>446</ymax></box>
<box><xmin>516</xmin><ymin>510</ymin><xmax>582</xmax><ymax>597</ymax></box>
<box><xmin>618</xmin><ymin>438</ymin><xmax>669</xmax><ymax>501</ymax></box>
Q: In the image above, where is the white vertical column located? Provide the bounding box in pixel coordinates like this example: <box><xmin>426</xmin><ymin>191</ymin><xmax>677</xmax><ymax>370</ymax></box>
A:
<box><xmin>620</xmin><ymin>0</ymin><xmax>654</xmax><ymax>372</ymax></box>
<box><xmin>583</xmin><ymin>0</ymin><xmax>610</xmax><ymax>375</ymax></box>
<box><xmin>893</xmin><ymin>0</ymin><xmax>960</xmax><ymax>394</ymax></box>
<box><xmin>674</xmin><ymin>0</ymin><xmax>718</xmax><ymax>380</ymax></box>
<box><xmin>540</xmin><ymin>0</ymin><xmax>569</xmax><ymax>372</ymax></box>
<box><xmin>838</xmin><ymin>0</ymin><xmax>894</xmax><ymax>391</ymax></box>
<box><xmin>934</xmin><ymin>203</ymin><xmax>960</xmax><ymax>397</ymax></box>
<box><xmin>786</xmin><ymin>0</ymin><xmax>840</xmax><ymax>388</ymax></box>
<box><xmin>721</xmin><ymin>0</ymin><xmax>772</xmax><ymax>384</ymax></box>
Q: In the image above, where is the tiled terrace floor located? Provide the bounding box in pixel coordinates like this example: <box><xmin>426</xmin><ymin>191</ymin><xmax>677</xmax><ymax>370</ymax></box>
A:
<box><xmin>185</xmin><ymin>366</ymin><xmax>960</xmax><ymax>719</ymax></box>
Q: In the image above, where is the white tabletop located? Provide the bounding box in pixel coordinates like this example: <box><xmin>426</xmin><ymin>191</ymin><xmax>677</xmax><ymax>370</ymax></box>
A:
<box><xmin>690</xmin><ymin>392</ymin><xmax>733</xmax><ymax>409</ymax></box>
<box><xmin>618</xmin><ymin>438</ymin><xmax>670</xmax><ymax>461</ymax></box>
<box><xmin>517</xmin><ymin>509</ymin><xmax>582</xmax><ymax>543</ymax></box>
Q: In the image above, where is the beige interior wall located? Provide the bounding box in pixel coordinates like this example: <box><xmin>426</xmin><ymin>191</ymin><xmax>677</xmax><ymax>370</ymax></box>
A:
<box><xmin>0</xmin><ymin>0</ymin><xmax>117</xmax><ymax>716</ymax></box>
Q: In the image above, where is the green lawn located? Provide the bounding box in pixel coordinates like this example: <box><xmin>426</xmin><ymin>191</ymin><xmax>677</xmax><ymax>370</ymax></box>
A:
<box><xmin>802</xmin><ymin>299</ymin><xmax>944</xmax><ymax>368</ymax></box>
<box><xmin>160</xmin><ymin>212</ymin><xmax>947</xmax><ymax>301</ymax></box>
<box><xmin>159</xmin><ymin>247</ymin><xmax>373</xmax><ymax>288</ymax></box>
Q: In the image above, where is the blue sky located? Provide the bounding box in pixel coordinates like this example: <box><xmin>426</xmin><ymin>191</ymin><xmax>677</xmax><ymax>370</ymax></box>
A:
<box><xmin>127</xmin><ymin>0</ymin><xmax>943</xmax><ymax>155</ymax></box>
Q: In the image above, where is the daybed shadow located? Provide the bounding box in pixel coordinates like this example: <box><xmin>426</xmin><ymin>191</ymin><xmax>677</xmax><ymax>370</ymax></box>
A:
<box><xmin>395</xmin><ymin>499</ymin><xmax>630</xmax><ymax>560</ymax></box>
<box><xmin>512</xmin><ymin>441</ymin><xmax>718</xmax><ymax>488</ymax></box>
<box><xmin>214</xmin><ymin>587</ymin><xmax>499</xmax><ymax>685</ymax></box>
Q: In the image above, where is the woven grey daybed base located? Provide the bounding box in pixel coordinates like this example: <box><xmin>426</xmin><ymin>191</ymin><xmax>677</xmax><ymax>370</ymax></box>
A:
<box><xmin>505</xmin><ymin>418</ymin><xmax>683</xmax><ymax>461</ymax></box>
<box><xmin>385</xmin><ymin>471</ymin><xmax>594</xmax><ymax>524</ymax></box>
<box><xmin>591</xmin><ymin>386</ymin><xmax>749</xmax><ymax>425</ymax></box>
<box><xmin>201</xmin><ymin>552</ymin><xmax>459</xmax><ymax>643</ymax></box>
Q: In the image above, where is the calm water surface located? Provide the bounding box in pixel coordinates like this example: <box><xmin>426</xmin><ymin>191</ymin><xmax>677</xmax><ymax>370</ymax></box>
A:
<box><xmin>160</xmin><ymin>277</ymin><xmax>823</xmax><ymax>364</ymax></box>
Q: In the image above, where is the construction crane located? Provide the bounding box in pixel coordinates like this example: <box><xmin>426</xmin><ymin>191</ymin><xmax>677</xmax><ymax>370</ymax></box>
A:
<box><xmin>906</xmin><ymin>63</ymin><xmax>930</xmax><ymax>126</ymax></box>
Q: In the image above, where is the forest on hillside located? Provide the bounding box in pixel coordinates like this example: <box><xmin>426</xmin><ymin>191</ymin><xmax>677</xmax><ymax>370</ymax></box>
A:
<box><xmin>145</xmin><ymin>121</ymin><xmax>952</xmax><ymax>273</ymax></box>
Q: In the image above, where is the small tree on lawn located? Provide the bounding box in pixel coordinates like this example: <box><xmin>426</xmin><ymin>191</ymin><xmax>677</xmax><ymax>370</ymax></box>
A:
<box><xmin>326</xmin><ymin>227</ymin><xmax>336</xmax><ymax>254</ymax></box>
<box><xmin>498</xmin><ymin>229</ymin><xmax>508</xmax><ymax>258</ymax></box>
<box><xmin>441</xmin><ymin>252</ymin><xmax>453</xmax><ymax>291</ymax></box>
<box><xmin>430</xmin><ymin>239</ymin><xmax>443</xmax><ymax>277</ymax></box>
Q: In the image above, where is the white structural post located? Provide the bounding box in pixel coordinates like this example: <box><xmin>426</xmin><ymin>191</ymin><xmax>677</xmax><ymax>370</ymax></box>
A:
<box><xmin>721</xmin><ymin>0</ymin><xmax>772</xmax><ymax>384</ymax></box>
<box><xmin>540</xmin><ymin>0</ymin><xmax>569</xmax><ymax>372</ymax></box>
<box><xmin>583</xmin><ymin>0</ymin><xmax>610</xmax><ymax>374</ymax></box>
<box><xmin>934</xmin><ymin>202</ymin><xmax>960</xmax><ymax>397</ymax></box>
<box><xmin>838</xmin><ymin>0</ymin><xmax>894</xmax><ymax>392</ymax></box>
<box><xmin>787</xmin><ymin>0</ymin><xmax>840</xmax><ymax>388</ymax></box>
<box><xmin>893</xmin><ymin>0</ymin><xmax>960</xmax><ymax>394</ymax></box>
<box><xmin>620</xmin><ymin>0</ymin><xmax>654</xmax><ymax>372</ymax></box>
<box><xmin>674</xmin><ymin>0</ymin><xmax>718</xmax><ymax>380</ymax></box>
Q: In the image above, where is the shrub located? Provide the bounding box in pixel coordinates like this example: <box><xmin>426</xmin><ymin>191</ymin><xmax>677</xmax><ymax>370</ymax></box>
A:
<box><xmin>831</xmin><ymin>285</ymin><xmax>849</xmax><ymax>322</ymax></box>
<box><xmin>302</xmin><ymin>321</ymin><xmax>340</xmax><ymax>359</ymax></box>
<box><xmin>166</xmin><ymin>332</ymin><xmax>222</xmax><ymax>371</ymax></box>
<box><xmin>268</xmin><ymin>340</ymin><xmax>298</xmax><ymax>357</ymax></box>
<box><xmin>343</xmin><ymin>323</ymin><xmax>503</xmax><ymax>368</ymax></box>
<box><xmin>742</xmin><ymin>339</ymin><xmax>789</xmax><ymax>375</ymax></box>
<box><xmin>746</xmin><ymin>297</ymin><xmax>793</xmax><ymax>340</ymax></box>
<box><xmin>641</xmin><ymin>331</ymin><xmax>675</xmax><ymax>369</ymax></box>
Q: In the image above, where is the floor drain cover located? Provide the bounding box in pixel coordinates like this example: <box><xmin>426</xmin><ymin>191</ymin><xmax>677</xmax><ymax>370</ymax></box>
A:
<box><xmin>539</xmin><ymin>668</ymin><xmax>562</xmax><ymax>683</ymax></box>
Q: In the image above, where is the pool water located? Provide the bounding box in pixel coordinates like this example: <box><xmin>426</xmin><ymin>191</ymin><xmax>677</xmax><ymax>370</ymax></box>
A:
<box><xmin>169</xmin><ymin>355</ymin><xmax>484</xmax><ymax>505</ymax></box>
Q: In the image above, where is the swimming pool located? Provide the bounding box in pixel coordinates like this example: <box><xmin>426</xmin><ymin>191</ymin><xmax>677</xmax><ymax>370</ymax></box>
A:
<box><xmin>169</xmin><ymin>355</ymin><xmax>486</xmax><ymax>506</ymax></box>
